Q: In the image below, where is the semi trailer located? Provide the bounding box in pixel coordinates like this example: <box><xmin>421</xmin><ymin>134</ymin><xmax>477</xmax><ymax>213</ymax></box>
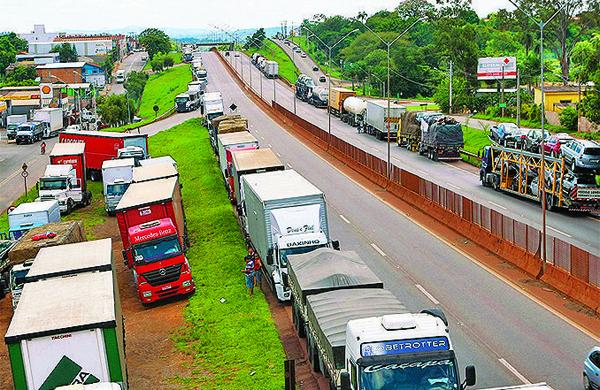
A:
<box><xmin>202</xmin><ymin>92</ymin><xmax>224</xmax><ymax>121</ymax></box>
<box><xmin>102</xmin><ymin>159</ymin><xmax>135</xmax><ymax>215</ymax></box>
<box><xmin>217</xmin><ymin>131</ymin><xmax>259</xmax><ymax>179</ymax></box>
<box><xmin>240</xmin><ymin>170</ymin><xmax>334</xmax><ymax>301</ymax></box>
<box><xmin>329</xmin><ymin>87</ymin><xmax>356</xmax><ymax>117</ymax></box>
<box><xmin>418</xmin><ymin>116</ymin><xmax>464</xmax><ymax>161</ymax></box>
<box><xmin>364</xmin><ymin>100</ymin><xmax>405</xmax><ymax>141</ymax></box>
<box><xmin>229</xmin><ymin>148</ymin><xmax>284</xmax><ymax>204</ymax></box>
<box><xmin>33</xmin><ymin>107</ymin><xmax>63</xmax><ymax>138</ymax></box>
<box><xmin>132</xmin><ymin>163</ymin><xmax>178</xmax><ymax>184</ymax></box>
<box><xmin>341</xmin><ymin>96</ymin><xmax>367</xmax><ymax>128</ymax></box>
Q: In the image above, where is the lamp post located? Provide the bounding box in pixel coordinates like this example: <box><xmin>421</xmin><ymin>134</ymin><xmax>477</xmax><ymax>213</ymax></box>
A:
<box><xmin>302</xmin><ymin>27</ymin><xmax>360</xmax><ymax>145</ymax></box>
<box><xmin>508</xmin><ymin>0</ymin><xmax>566</xmax><ymax>274</ymax></box>
<box><xmin>356</xmin><ymin>18</ymin><xmax>423</xmax><ymax>179</ymax></box>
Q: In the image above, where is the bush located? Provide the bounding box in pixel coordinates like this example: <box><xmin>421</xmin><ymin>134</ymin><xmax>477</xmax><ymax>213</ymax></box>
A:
<box><xmin>150</xmin><ymin>58</ymin><xmax>164</xmax><ymax>72</ymax></box>
<box><xmin>163</xmin><ymin>55</ymin><xmax>174</xmax><ymax>68</ymax></box>
<box><xmin>559</xmin><ymin>106</ymin><xmax>579</xmax><ymax>131</ymax></box>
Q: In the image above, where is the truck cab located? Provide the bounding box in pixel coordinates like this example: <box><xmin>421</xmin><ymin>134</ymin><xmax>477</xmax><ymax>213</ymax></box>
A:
<box><xmin>9</xmin><ymin>260</ymin><xmax>33</xmax><ymax>309</ymax></box>
<box><xmin>129</xmin><ymin>219</ymin><xmax>194</xmax><ymax>304</ymax></box>
<box><xmin>38</xmin><ymin>164</ymin><xmax>89</xmax><ymax>214</ymax></box>
<box><xmin>344</xmin><ymin>313</ymin><xmax>475</xmax><ymax>390</ymax></box>
<box><xmin>16</xmin><ymin>121</ymin><xmax>45</xmax><ymax>144</ymax></box>
<box><xmin>175</xmin><ymin>93</ymin><xmax>194</xmax><ymax>113</ymax></box>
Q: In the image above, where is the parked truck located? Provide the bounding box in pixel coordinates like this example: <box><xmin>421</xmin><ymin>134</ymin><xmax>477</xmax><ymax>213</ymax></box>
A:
<box><xmin>139</xmin><ymin>156</ymin><xmax>177</xmax><ymax>170</ymax></box>
<box><xmin>341</xmin><ymin>96</ymin><xmax>367</xmax><ymax>128</ymax></box>
<box><xmin>102</xmin><ymin>159</ymin><xmax>135</xmax><ymax>215</ymax></box>
<box><xmin>15</xmin><ymin>121</ymin><xmax>45</xmax><ymax>144</ymax></box>
<box><xmin>6</xmin><ymin>114</ymin><xmax>28</xmax><ymax>140</ymax></box>
<box><xmin>296</xmin><ymin>74</ymin><xmax>315</xmax><ymax>102</ymax></box>
<box><xmin>115</xmin><ymin>177</ymin><xmax>194</xmax><ymax>304</ymax></box>
<box><xmin>308</xmin><ymin>87</ymin><xmax>329</xmax><ymax>109</ymax></box>
<box><xmin>263</xmin><ymin>61</ymin><xmax>279</xmax><ymax>79</ymax></box>
<box><xmin>364</xmin><ymin>100</ymin><xmax>405</xmax><ymax>141</ymax></box>
<box><xmin>33</xmin><ymin>107</ymin><xmax>63</xmax><ymax>138</ymax></box>
<box><xmin>37</xmin><ymin>165</ymin><xmax>91</xmax><ymax>214</ymax></box>
<box><xmin>230</xmin><ymin>148</ymin><xmax>284</xmax><ymax>205</ymax></box>
<box><xmin>329</xmin><ymin>87</ymin><xmax>356</xmax><ymax>117</ymax></box>
<box><xmin>188</xmin><ymin>80</ymin><xmax>206</xmax><ymax>96</ymax></box>
<box><xmin>480</xmin><ymin>145</ymin><xmax>600</xmax><ymax>212</ymax></box>
<box><xmin>241</xmin><ymin>170</ymin><xmax>335</xmax><ymax>301</ymax></box>
<box><xmin>7</xmin><ymin>201</ymin><xmax>61</xmax><ymax>240</ymax></box>
<box><xmin>217</xmin><ymin>131</ymin><xmax>259</xmax><ymax>179</ymax></box>
<box><xmin>132</xmin><ymin>163</ymin><xmax>178</xmax><ymax>184</ymax></box>
<box><xmin>202</xmin><ymin>92</ymin><xmax>224</xmax><ymax>122</ymax></box>
<box><xmin>59</xmin><ymin>130</ymin><xmax>148</xmax><ymax>181</ymax></box>
<box><xmin>419</xmin><ymin>116</ymin><xmax>464</xmax><ymax>161</ymax></box>
<box><xmin>287</xmin><ymin>248</ymin><xmax>476</xmax><ymax>389</ymax></box>
<box><xmin>209</xmin><ymin>114</ymin><xmax>248</xmax><ymax>152</ymax></box>
<box><xmin>174</xmin><ymin>92</ymin><xmax>199</xmax><ymax>113</ymax></box>
<box><xmin>5</xmin><ymin>271</ymin><xmax>128</xmax><ymax>389</ymax></box>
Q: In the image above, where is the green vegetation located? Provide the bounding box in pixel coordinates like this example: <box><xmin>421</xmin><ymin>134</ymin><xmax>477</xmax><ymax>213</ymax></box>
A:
<box><xmin>243</xmin><ymin>37</ymin><xmax>300</xmax><ymax>84</ymax></box>
<box><xmin>144</xmin><ymin>51</ymin><xmax>183</xmax><ymax>71</ymax></box>
<box><xmin>461</xmin><ymin>126</ymin><xmax>491</xmax><ymax>166</ymax></box>
<box><xmin>291</xmin><ymin>36</ymin><xmax>343</xmax><ymax>79</ymax></box>
<box><xmin>407</xmin><ymin>103</ymin><xmax>439</xmax><ymax>111</ymax></box>
<box><xmin>139</xmin><ymin>28</ymin><xmax>171</xmax><ymax>60</ymax></box>
<box><xmin>149</xmin><ymin>119</ymin><xmax>285</xmax><ymax>389</ymax></box>
<box><xmin>50</xmin><ymin>43</ymin><xmax>78</xmax><ymax>62</ymax></box>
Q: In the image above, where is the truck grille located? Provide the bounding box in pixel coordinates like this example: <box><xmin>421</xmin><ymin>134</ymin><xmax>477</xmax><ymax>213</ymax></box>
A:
<box><xmin>142</xmin><ymin>264</ymin><xmax>182</xmax><ymax>287</ymax></box>
<box><xmin>40</xmin><ymin>195</ymin><xmax>56</xmax><ymax>202</ymax></box>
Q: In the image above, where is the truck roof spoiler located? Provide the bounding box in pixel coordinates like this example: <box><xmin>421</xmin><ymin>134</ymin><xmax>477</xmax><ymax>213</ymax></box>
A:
<box><xmin>421</xmin><ymin>308</ymin><xmax>448</xmax><ymax>326</ymax></box>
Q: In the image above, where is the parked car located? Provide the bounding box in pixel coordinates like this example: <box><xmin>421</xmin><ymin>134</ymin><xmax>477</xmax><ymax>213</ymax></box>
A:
<box><xmin>301</xmin><ymin>52</ymin><xmax>307</xmax><ymax>58</ymax></box>
<box><xmin>489</xmin><ymin>123</ymin><xmax>520</xmax><ymax>147</ymax></box>
<box><xmin>524</xmin><ymin>129</ymin><xmax>550</xmax><ymax>153</ymax></box>
<box><xmin>319</xmin><ymin>75</ymin><xmax>327</xmax><ymax>83</ymax></box>
<box><xmin>561</xmin><ymin>139</ymin><xmax>600</xmax><ymax>173</ymax></box>
<box><xmin>312</xmin><ymin>66</ymin><xmax>319</xmax><ymax>72</ymax></box>
<box><xmin>543</xmin><ymin>133</ymin><xmax>575</xmax><ymax>157</ymax></box>
<box><xmin>584</xmin><ymin>347</ymin><xmax>600</xmax><ymax>390</ymax></box>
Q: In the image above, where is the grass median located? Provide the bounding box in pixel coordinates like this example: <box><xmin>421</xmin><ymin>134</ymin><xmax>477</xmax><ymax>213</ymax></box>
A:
<box><xmin>244</xmin><ymin>40</ymin><xmax>299</xmax><ymax>85</ymax></box>
<box><xmin>148</xmin><ymin>118</ymin><xmax>285</xmax><ymax>389</ymax></box>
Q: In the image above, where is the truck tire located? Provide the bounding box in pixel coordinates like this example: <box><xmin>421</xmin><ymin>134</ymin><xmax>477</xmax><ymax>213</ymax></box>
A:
<box><xmin>432</xmin><ymin>150</ymin><xmax>438</xmax><ymax>161</ymax></box>
<box><xmin>66</xmin><ymin>199</ymin><xmax>74</xmax><ymax>214</ymax></box>
<box><xmin>90</xmin><ymin>170</ymin><xmax>99</xmax><ymax>182</ymax></box>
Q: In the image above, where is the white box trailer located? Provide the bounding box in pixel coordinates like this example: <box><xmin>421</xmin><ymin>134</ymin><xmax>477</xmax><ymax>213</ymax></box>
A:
<box><xmin>365</xmin><ymin>100</ymin><xmax>405</xmax><ymax>141</ymax></box>
<box><xmin>102</xmin><ymin>159</ymin><xmax>135</xmax><ymax>215</ymax></box>
<box><xmin>132</xmin><ymin>163</ymin><xmax>178</xmax><ymax>183</ymax></box>
<box><xmin>264</xmin><ymin>61</ymin><xmax>279</xmax><ymax>79</ymax></box>
<box><xmin>8</xmin><ymin>201</ymin><xmax>61</xmax><ymax>240</ymax></box>
<box><xmin>6</xmin><ymin>114</ymin><xmax>28</xmax><ymax>140</ymax></box>
<box><xmin>230</xmin><ymin>148</ymin><xmax>284</xmax><ymax>204</ymax></box>
<box><xmin>33</xmin><ymin>107</ymin><xmax>63</xmax><ymax>138</ymax></box>
<box><xmin>4</xmin><ymin>271</ymin><xmax>127</xmax><ymax>390</ymax></box>
<box><xmin>25</xmin><ymin>238</ymin><xmax>113</xmax><ymax>283</ymax></box>
<box><xmin>202</xmin><ymin>92</ymin><xmax>223</xmax><ymax>121</ymax></box>
<box><xmin>216</xmin><ymin>131</ymin><xmax>259</xmax><ymax>179</ymax></box>
<box><xmin>139</xmin><ymin>156</ymin><xmax>178</xmax><ymax>171</ymax></box>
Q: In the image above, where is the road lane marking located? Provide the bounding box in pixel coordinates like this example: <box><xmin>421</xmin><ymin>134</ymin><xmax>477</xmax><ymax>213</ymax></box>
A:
<box><xmin>339</xmin><ymin>214</ymin><xmax>351</xmax><ymax>224</ymax></box>
<box><xmin>286</xmin><ymin>163</ymin><xmax>293</xmax><ymax>169</ymax></box>
<box><xmin>260</xmin><ymin>136</ymin><xmax>265</xmax><ymax>140</ymax></box>
<box><xmin>415</xmin><ymin>284</ymin><xmax>440</xmax><ymax>305</ymax></box>
<box><xmin>443</xmin><ymin>161</ymin><xmax>476</xmax><ymax>176</ymax></box>
<box><xmin>488</xmin><ymin>200</ymin><xmax>508</xmax><ymax>210</ymax></box>
<box><xmin>498</xmin><ymin>358</ymin><xmax>531</xmax><ymax>384</ymax></box>
<box><xmin>446</xmin><ymin>182</ymin><xmax>461</xmax><ymax>191</ymax></box>
<box><xmin>370</xmin><ymin>243</ymin><xmax>387</xmax><ymax>257</ymax></box>
<box><xmin>268</xmin><ymin>144</ymin><xmax>272</xmax><ymax>148</ymax></box>
<box><xmin>276</xmin><ymin>152</ymin><xmax>282</xmax><ymax>157</ymax></box>
<box><xmin>548</xmin><ymin>225</ymin><xmax>573</xmax><ymax>238</ymax></box>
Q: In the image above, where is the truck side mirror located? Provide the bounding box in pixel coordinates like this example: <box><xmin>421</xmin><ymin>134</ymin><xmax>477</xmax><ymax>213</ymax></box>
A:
<box><xmin>339</xmin><ymin>372</ymin><xmax>351</xmax><ymax>390</ymax></box>
<box><xmin>331</xmin><ymin>240</ymin><xmax>340</xmax><ymax>250</ymax></box>
<box><xmin>266</xmin><ymin>253</ymin><xmax>274</xmax><ymax>265</ymax></box>
<box><xmin>463</xmin><ymin>365</ymin><xmax>476</xmax><ymax>388</ymax></box>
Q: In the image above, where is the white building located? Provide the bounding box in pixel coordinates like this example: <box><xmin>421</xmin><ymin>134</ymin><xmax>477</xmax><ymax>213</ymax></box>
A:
<box><xmin>19</xmin><ymin>24</ymin><xmax>59</xmax><ymax>43</ymax></box>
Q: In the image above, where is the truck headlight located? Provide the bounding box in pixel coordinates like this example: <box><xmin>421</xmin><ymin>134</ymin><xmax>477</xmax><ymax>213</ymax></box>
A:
<box><xmin>142</xmin><ymin>291</ymin><xmax>152</xmax><ymax>297</ymax></box>
<box><xmin>182</xmin><ymin>280</ymin><xmax>191</xmax><ymax>287</ymax></box>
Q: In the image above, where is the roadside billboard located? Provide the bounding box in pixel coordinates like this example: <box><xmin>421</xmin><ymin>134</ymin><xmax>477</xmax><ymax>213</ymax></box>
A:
<box><xmin>477</xmin><ymin>57</ymin><xmax>517</xmax><ymax>80</ymax></box>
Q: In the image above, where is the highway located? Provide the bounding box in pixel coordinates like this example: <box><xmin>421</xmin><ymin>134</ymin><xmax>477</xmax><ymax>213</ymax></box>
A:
<box><xmin>227</xmin><ymin>51</ymin><xmax>600</xmax><ymax>256</ymax></box>
<box><xmin>271</xmin><ymin>38</ymin><xmax>329</xmax><ymax>85</ymax></box>
<box><xmin>110</xmin><ymin>51</ymin><xmax>147</xmax><ymax>95</ymax></box>
<box><xmin>203</xmin><ymin>50</ymin><xmax>599</xmax><ymax>389</ymax></box>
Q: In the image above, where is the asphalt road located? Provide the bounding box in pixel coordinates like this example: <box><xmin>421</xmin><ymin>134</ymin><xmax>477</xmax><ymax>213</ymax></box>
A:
<box><xmin>271</xmin><ymin>38</ymin><xmax>329</xmax><ymax>85</ymax></box>
<box><xmin>229</xmin><ymin>51</ymin><xmax>600</xmax><ymax>256</ymax></box>
<box><xmin>203</xmin><ymin>50</ymin><xmax>599</xmax><ymax>389</ymax></box>
<box><xmin>110</xmin><ymin>51</ymin><xmax>147</xmax><ymax>95</ymax></box>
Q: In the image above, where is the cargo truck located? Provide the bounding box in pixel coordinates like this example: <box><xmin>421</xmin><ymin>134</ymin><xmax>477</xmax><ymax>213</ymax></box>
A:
<box><xmin>341</xmin><ymin>96</ymin><xmax>367</xmax><ymax>128</ymax></box>
<box><xmin>102</xmin><ymin>159</ymin><xmax>135</xmax><ymax>215</ymax></box>
<box><xmin>418</xmin><ymin>116</ymin><xmax>464</xmax><ymax>161</ymax></box>
<box><xmin>37</xmin><ymin>165</ymin><xmax>91</xmax><ymax>214</ymax></box>
<box><xmin>188</xmin><ymin>80</ymin><xmax>206</xmax><ymax>96</ymax></box>
<box><xmin>241</xmin><ymin>170</ymin><xmax>335</xmax><ymax>301</ymax></box>
<box><xmin>263</xmin><ymin>60</ymin><xmax>279</xmax><ymax>79</ymax></box>
<box><xmin>287</xmin><ymin>248</ymin><xmax>477</xmax><ymax>389</ymax></box>
<box><xmin>364</xmin><ymin>100</ymin><xmax>405</xmax><ymax>141</ymax></box>
<box><xmin>5</xmin><ymin>271</ymin><xmax>128</xmax><ymax>389</ymax></box>
<box><xmin>230</xmin><ymin>148</ymin><xmax>284</xmax><ymax>205</ymax></box>
<box><xmin>296</xmin><ymin>74</ymin><xmax>315</xmax><ymax>102</ymax></box>
<box><xmin>15</xmin><ymin>121</ymin><xmax>45</xmax><ymax>144</ymax></box>
<box><xmin>217</xmin><ymin>131</ymin><xmax>259</xmax><ymax>179</ymax></box>
<box><xmin>329</xmin><ymin>87</ymin><xmax>356</xmax><ymax>117</ymax></box>
<box><xmin>115</xmin><ymin>177</ymin><xmax>194</xmax><ymax>304</ymax></box>
<box><xmin>308</xmin><ymin>87</ymin><xmax>329</xmax><ymax>108</ymax></box>
<box><xmin>132</xmin><ymin>163</ymin><xmax>178</xmax><ymax>183</ymax></box>
<box><xmin>33</xmin><ymin>107</ymin><xmax>63</xmax><ymax>138</ymax></box>
<box><xmin>59</xmin><ymin>130</ymin><xmax>148</xmax><ymax>181</ymax></box>
<box><xmin>480</xmin><ymin>145</ymin><xmax>600</xmax><ymax>212</ymax></box>
<box><xmin>174</xmin><ymin>92</ymin><xmax>199</xmax><ymax>113</ymax></box>
<box><xmin>139</xmin><ymin>156</ymin><xmax>177</xmax><ymax>170</ymax></box>
<box><xmin>6</xmin><ymin>114</ymin><xmax>28</xmax><ymax>140</ymax></box>
<box><xmin>8</xmin><ymin>201</ymin><xmax>61</xmax><ymax>240</ymax></box>
<box><xmin>202</xmin><ymin>92</ymin><xmax>224</xmax><ymax>121</ymax></box>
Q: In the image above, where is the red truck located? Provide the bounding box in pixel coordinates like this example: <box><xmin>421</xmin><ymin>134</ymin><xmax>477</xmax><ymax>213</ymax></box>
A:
<box><xmin>59</xmin><ymin>130</ymin><xmax>148</xmax><ymax>181</ymax></box>
<box><xmin>115</xmin><ymin>176</ymin><xmax>193</xmax><ymax>304</ymax></box>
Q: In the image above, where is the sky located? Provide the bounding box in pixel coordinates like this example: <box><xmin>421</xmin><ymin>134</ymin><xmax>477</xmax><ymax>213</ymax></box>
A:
<box><xmin>1</xmin><ymin>0</ymin><xmax>515</xmax><ymax>34</ymax></box>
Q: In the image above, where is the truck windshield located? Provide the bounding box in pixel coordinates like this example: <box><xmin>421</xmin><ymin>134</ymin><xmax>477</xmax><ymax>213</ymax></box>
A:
<box><xmin>107</xmin><ymin>183</ymin><xmax>130</xmax><ymax>196</ymax></box>
<box><xmin>40</xmin><ymin>178</ymin><xmax>67</xmax><ymax>190</ymax></box>
<box><xmin>360</xmin><ymin>359</ymin><xmax>459</xmax><ymax>390</ymax></box>
<box><xmin>175</xmin><ymin>97</ymin><xmax>189</xmax><ymax>103</ymax></box>
<box><xmin>11</xmin><ymin>269</ymin><xmax>29</xmax><ymax>289</ymax></box>
<box><xmin>133</xmin><ymin>235</ymin><xmax>182</xmax><ymax>264</ymax></box>
<box><xmin>279</xmin><ymin>245</ymin><xmax>327</xmax><ymax>267</ymax></box>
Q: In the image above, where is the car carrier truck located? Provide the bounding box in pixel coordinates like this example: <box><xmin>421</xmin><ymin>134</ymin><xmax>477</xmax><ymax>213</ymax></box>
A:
<box><xmin>287</xmin><ymin>248</ymin><xmax>477</xmax><ymax>390</ymax></box>
<box><xmin>480</xmin><ymin>145</ymin><xmax>600</xmax><ymax>212</ymax></box>
<box><xmin>115</xmin><ymin>177</ymin><xmax>194</xmax><ymax>304</ymax></box>
<box><xmin>229</xmin><ymin>148</ymin><xmax>284</xmax><ymax>205</ymax></box>
<box><xmin>59</xmin><ymin>130</ymin><xmax>148</xmax><ymax>181</ymax></box>
<box><xmin>241</xmin><ymin>170</ymin><xmax>336</xmax><ymax>301</ymax></box>
<box><xmin>5</xmin><ymin>271</ymin><xmax>128</xmax><ymax>390</ymax></box>
<box><xmin>102</xmin><ymin>159</ymin><xmax>135</xmax><ymax>215</ymax></box>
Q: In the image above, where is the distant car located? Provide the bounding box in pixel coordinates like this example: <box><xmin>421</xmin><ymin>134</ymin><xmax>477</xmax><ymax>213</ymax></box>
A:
<box><xmin>489</xmin><ymin>123</ymin><xmax>520</xmax><ymax>147</ymax></box>
<box><xmin>584</xmin><ymin>347</ymin><xmax>600</xmax><ymax>390</ymax></box>
<box><xmin>301</xmin><ymin>52</ymin><xmax>307</xmax><ymax>58</ymax></box>
<box><xmin>543</xmin><ymin>133</ymin><xmax>575</xmax><ymax>157</ymax></box>
<box><xmin>312</xmin><ymin>66</ymin><xmax>319</xmax><ymax>72</ymax></box>
<box><xmin>524</xmin><ymin>129</ymin><xmax>550</xmax><ymax>153</ymax></box>
<box><xmin>319</xmin><ymin>76</ymin><xmax>327</xmax><ymax>83</ymax></box>
<box><xmin>294</xmin><ymin>48</ymin><xmax>301</xmax><ymax>53</ymax></box>
<box><xmin>132</xmin><ymin>116</ymin><xmax>142</xmax><ymax>123</ymax></box>
<box><xmin>561</xmin><ymin>139</ymin><xmax>600</xmax><ymax>173</ymax></box>
<box><xmin>234</xmin><ymin>52</ymin><xmax>240</xmax><ymax>57</ymax></box>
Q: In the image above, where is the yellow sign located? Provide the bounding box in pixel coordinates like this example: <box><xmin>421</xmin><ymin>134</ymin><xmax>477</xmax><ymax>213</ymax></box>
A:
<box><xmin>0</xmin><ymin>101</ymin><xmax>6</xmax><ymax>112</ymax></box>
<box><xmin>384</xmin><ymin>117</ymin><xmax>400</xmax><ymax>123</ymax></box>
<box><xmin>0</xmin><ymin>95</ymin><xmax>39</xmax><ymax>101</ymax></box>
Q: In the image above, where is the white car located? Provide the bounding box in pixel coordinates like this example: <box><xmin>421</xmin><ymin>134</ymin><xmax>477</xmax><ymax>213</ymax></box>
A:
<box><xmin>301</xmin><ymin>52</ymin><xmax>307</xmax><ymax>58</ymax></box>
<box><xmin>65</xmin><ymin>124</ymin><xmax>81</xmax><ymax>131</ymax></box>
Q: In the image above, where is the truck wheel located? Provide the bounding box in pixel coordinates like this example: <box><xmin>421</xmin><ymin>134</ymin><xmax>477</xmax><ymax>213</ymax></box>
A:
<box><xmin>545</xmin><ymin>194</ymin><xmax>556</xmax><ymax>211</ymax></box>
<box><xmin>431</xmin><ymin>150</ymin><xmax>438</xmax><ymax>161</ymax></box>
<box><xmin>66</xmin><ymin>199</ymin><xmax>74</xmax><ymax>214</ymax></box>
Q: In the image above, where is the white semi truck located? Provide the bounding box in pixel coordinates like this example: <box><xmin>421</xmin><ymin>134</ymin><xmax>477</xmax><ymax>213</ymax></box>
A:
<box><xmin>102</xmin><ymin>159</ymin><xmax>135</xmax><ymax>215</ymax></box>
<box><xmin>202</xmin><ymin>92</ymin><xmax>224</xmax><ymax>122</ymax></box>
<box><xmin>287</xmin><ymin>248</ymin><xmax>477</xmax><ymax>390</ymax></box>
<box><xmin>241</xmin><ymin>170</ymin><xmax>337</xmax><ymax>301</ymax></box>
<box><xmin>37</xmin><ymin>164</ymin><xmax>91</xmax><ymax>214</ymax></box>
<box><xmin>33</xmin><ymin>107</ymin><xmax>63</xmax><ymax>138</ymax></box>
<box><xmin>5</xmin><ymin>114</ymin><xmax>28</xmax><ymax>140</ymax></box>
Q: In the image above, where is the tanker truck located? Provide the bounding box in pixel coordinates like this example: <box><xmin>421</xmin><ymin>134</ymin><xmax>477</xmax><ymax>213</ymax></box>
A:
<box><xmin>341</xmin><ymin>96</ymin><xmax>368</xmax><ymax>128</ymax></box>
<box><xmin>308</xmin><ymin>86</ymin><xmax>329</xmax><ymax>109</ymax></box>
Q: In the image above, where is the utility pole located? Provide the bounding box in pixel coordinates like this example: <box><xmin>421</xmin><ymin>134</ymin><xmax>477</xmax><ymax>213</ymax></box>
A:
<box><xmin>449</xmin><ymin>60</ymin><xmax>453</xmax><ymax>115</ymax></box>
<box><xmin>517</xmin><ymin>69</ymin><xmax>521</xmax><ymax>127</ymax></box>
<box><xmin>501</xmin><ymin>63</ymin><xmax>506</xmax><ymax>118</ymax></box>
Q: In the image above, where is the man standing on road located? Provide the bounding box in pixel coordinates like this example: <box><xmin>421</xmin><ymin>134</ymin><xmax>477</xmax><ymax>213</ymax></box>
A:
<box><xmin>40</xmin><ymin>141</ymin><xmax>46</xmax><ymax>155</ymax></box>
<box><xmin>242</xmin><ymin>255</ymin><xmax>255</xmax><ymax>297</ymax></box>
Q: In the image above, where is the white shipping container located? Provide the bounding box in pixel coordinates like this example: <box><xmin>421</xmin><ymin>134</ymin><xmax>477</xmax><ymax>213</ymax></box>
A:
<box><xmin>33</xmin><ymin>108</ymin><xmax>63</xmax><ymax>138</ymax></box>
<box><xmin>8</xmin><ymin>201</ymin><xmax>61</xmax><ymax>240</ymax></box>
<box><xmin>365</xmin><ymin>100</ymin><xmax>405</xmax><ymax>136</ymax></box>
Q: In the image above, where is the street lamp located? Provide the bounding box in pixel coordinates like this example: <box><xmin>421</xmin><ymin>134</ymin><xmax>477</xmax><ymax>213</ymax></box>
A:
<box><xmin>302</xmin><ymin>27</ymin><xmax>360</xmax><ymax>144</ymax></box>
<box><xmin>357</xmin><ymin>18</ymin><xmax>424</xmax><ymax>179</ymax></box>
<box><xmin>508</xmin><ymin>0</ymin><xmax>566</xmax><ymax>274</ymax></box>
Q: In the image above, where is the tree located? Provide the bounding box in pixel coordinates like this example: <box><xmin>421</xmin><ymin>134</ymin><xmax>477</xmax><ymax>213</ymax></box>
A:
<box><xmin>243</xmin><ymin>28</ymin><xmax>267</xmax><ymax>50</ymax></box>
<box><xmin>433</xmin><ymin>75</ymin><xmax>468</xmax><ymax>113</ymax></box>
<box><xmin>97</xmin><ymin>94</ymin><xmax>135</xmax><ymax>126</ymax></box>
<box><xmin>577</xmin><ymin>34</ymin><xmax>600</xmax><ymax>123</ymax></box>
<box><xmin>150</xmin><ymin>58</ymin><xmax>164</xmax><ymax>72</ymax></box>
<box><xmin>6</xmin><ymin>65</ymin><xmax>37</xmax><ymax>83</ymax></box>
<box><xmin>50</xmin><ymin>43</ymin><xmax>78</xmax><ymax>62</ymax></box>
<box><xmin>559</xmin><ymin>106</ymin><xmax>578</xmax><ymax>130</ymax></box>
<box><xmin>0</xmin><ymin>32</ymin><xmax>29</xmax><ymax>75</ymax></box>
<box><xmin>139</xmin><ymin>28</ymin><xmax>171</xmax><ymax>60</ymax></box>
<box><xmin>124</xmin><ymin>71</ymin><xmax>148</xmax><ymax>101</ymax></box>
